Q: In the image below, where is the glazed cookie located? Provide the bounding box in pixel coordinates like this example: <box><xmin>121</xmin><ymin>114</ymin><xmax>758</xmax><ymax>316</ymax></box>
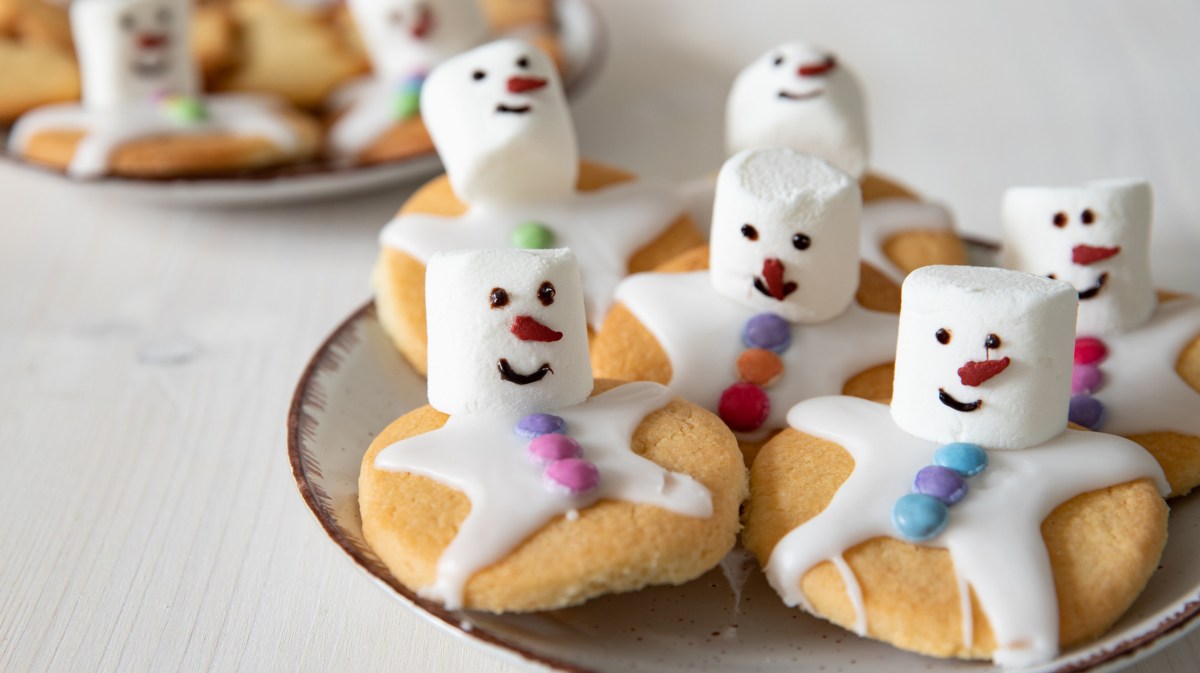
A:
<box><xmin>593</xmin><ymin>148</ymin><xmax>900</xmax><ymax>464</ymax></box>
<box><xmin>360</xmin><ymin>249</ymin><xmax>746</xmax><ymax>611</ymax></box>
<box><xmin>8</xmin><ymin>0</ymin><xmax>320</xmax><ymax>178</ymax></box>
<box><xmin>743</xmin><ymin>265</ymin><xmax>1169</xmax><ymax>666</ymax></box>
<box><xmin>211</xmin><ymin>0</ymin><xmax>368</xmax><ymax>110</ymax></box>
<box><xmin>374</xmin><ymin>39</ymin><xmax>702</xmax><ymax>375</ymax></box>
<box><xmin>1003</xmin><ymin>178</ymin><xmax>1200</xmax><ymax>497</ymax></box>
<box><xmin>721</xmin><ymin>40</ymin><xmax>967</xmax><ymax>282</ymax></box>
<box><xmin>325</xmin><ymin>0</ymin><xmax>486</xmax><ymax>163</ymax></box>
<box><xmin>0</xmin><ymin>0</ymin><xmax>78</xmax><ymax>124</ymax></box>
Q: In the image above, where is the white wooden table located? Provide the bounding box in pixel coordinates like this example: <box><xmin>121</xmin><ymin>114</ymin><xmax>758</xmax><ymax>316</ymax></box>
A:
<box><xmin>2</xmin><ymin>1</ymin><xmax>1198</xmax><ymax>671</ymax></box>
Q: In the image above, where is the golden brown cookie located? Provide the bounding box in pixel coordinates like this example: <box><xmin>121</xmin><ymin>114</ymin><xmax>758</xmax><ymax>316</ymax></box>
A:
<box><xmin>18</xmin><ymin>107</ymin><xmax>321</xmax><ymax>177</ymax></box>
<box><xmin>0</xmin><ymin>0</ymin><xmax>78</xmax><ymax>124</ymax></box>
<box><xmin>861</xmin><ymin>171</ymin><xmax>969</xmax><ymax>275</ymax></box>
<box><xmin>374</xmin><ymin>160</ymin><xmax>705</xmax><ymax>376</ymax></box>
<box><xmin>359</xmin><ymin>379</ymin><xmax>748</xmax><ymax>612</ymax></box>
<box><xmin>743</xmin><ymin>426</ymin><xmax>1168</xmax><ymax>660</ymax></box>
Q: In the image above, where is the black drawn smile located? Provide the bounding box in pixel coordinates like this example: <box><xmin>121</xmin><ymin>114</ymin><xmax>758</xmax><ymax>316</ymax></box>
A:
<box><xmin>939</xmin><ymin>388</ymin><xmax>982</xmax><ymax>413</ymax></box>
<box><xmin>1077</xmin><ymin>273</ymin><xmax>1109</xmax><ymax>301</ymax></box>
<box><xmin>778</xmin><ymin>89</ymin><xmax>823</xmax><ymax>101</ymax></box>
<box><xmin>496</xmin><ymin>104</ymin><xmax>532</xmax><ymax>114</ymax></box>
<box><xmin>498</xmin><ymin>358</ymin><xmax>552</xmax><ymax>384</ymax></box>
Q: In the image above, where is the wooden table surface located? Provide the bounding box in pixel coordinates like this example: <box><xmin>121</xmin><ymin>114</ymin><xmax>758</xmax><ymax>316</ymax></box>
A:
<box><xmin>2</xmin><ymin>1</ymin><xmax>1198</xmax><ymax>671</ymax></box>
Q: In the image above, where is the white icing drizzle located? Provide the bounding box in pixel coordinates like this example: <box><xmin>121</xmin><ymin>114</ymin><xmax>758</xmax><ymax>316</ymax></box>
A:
<box><xmin>327</xmin><ymin>77</ymin><xmax>410</xmax><ymax>158</ymax></box>
<box><xmin>765</xmin><ymin>396</ymin><xmax>1168</xmax><ymax>667</ymax></box>
<box><xmin>8</xmin><ymin>94</ymin><xmax>302</xmax><ymax>179</ymax></box>
<box><xmin>859</xmin><ymin>198</ymin><xmax>955</xmax><ymax>283</ymax></box>
<box><xmin>374</xmin><ymin>381</ymin><xmax>713</xmax><ymax>609</ymax></box>
<box><xmin>1092</xmin><ymin>296</ymin><xmax>1200</xmax><ymax>436</ymax></box>
<box><xmin>612</xmin><ymin>271</ymin><xmax>898</xmax><ymax>440</ymax></box>
<box><xmin>379</xmin><ymin>180</ymin><xmax>687</xmax><ymax>327</ymax></box>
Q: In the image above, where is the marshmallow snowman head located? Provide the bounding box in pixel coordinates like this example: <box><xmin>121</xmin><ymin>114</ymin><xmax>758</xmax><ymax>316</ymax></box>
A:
<box><xmin>421</xmin><ymin>39</ymin><xmax>578</xmax><ymax>206</ymax></box>
<box><xmin>425</xmin><ymin>248</ymin><xmax>593</xmax><ymax>416</ymax></box>
<box><xmin>1001</xmin><ymin>179</ymin><xmax>1156</xmax><ymax>336</ymax></box>
<box><xmin>72</xmin><ymin>0</ymin><xmax>198</xmax><ymax>109</ymax></box>
<box><xmin>348</xmin><ymin>0</ymin><xmax>486</xmax><ymax>81</ymax></box>
<box><xmin>726</xmin><ymin>41</ymin><xmax>869</xmax><ymax>179</ymax></box>
<box><xmin>709</xmin><ymin>147</ymin><xmax>862</xmax><ymax>324</ymax></box>
<box><xmin>890</xmin><ymin>266</ymin><xmax>1078</xmax><ymax>450</ymax></box>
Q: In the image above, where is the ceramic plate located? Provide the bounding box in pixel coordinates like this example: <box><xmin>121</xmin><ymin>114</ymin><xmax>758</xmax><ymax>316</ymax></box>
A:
<box><xmin>288</xmin><ymin>244</ymin><xmax>1200</xmax><ymax>673</ymax></box>
<box><xmin>0</xmin><ymin>0</ymin><xmax>605</xmax><ymax>207</ymax></box>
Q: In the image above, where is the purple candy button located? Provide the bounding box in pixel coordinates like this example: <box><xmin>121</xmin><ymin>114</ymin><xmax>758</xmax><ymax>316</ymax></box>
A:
<box><xmin>515</xmin><ymin>413</ymin><xmax>566</xmax><ymax>438</ymax></box>
<box><xmin>1071</xmin><ymin>364</ymin><xmax>1105</xmax><ymax>395</ymax></box>
<box><xmin>545</xmin><ymin>458</ymin><xmax>600</xmax><ymax>494</ymax></box>
<box><xmin>1068</xmin><ymin>395</ymin><xmax>1106</xmax><ymax>431</ymax></box>
<box><xmin>913</xmin><ymin>465</ymin><xmax>968</xmax><ymax>505</ymax></box>
<box><xmin>527</xmin><ymin>433</ymin><xmax>582</xmax><ymax>464</ymax></box>
<box><xmin>742</xmin><ymin>313</ymin><xmax>792</xmax><ymax>353</ymax></box>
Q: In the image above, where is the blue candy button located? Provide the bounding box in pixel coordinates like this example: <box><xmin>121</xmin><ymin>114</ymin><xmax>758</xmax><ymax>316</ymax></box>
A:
<box><xmin>892</xmin><ymin>493</ymin><xmax>949</xmax><ymax>541</ymax></box>
<box><xmin>934</xmin><ymin>442</ymin><xmax>989</xmax><ymax>477</ymax></box>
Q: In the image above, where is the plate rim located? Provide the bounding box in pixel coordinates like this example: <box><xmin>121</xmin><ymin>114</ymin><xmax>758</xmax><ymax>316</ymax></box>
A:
<box><xmin>287</xmin><ymin>293</ymin><xmax>1200</xmax><ymax>673</ymax></box>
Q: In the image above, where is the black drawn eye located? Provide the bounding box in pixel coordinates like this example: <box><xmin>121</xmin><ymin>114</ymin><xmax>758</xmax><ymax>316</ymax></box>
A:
<box><xmin>156</xmin><ymin>7</ymin><xmax>171</xmax><ymax>23</ymax></box>
<box><xmin>472</xmin><ymin>70</ymin><xmax>486</xmax><ymax>81</ymax></box>
<box><xmin>984</xmin><ymin>333</ymin><xmax>1001</xmax><ymax>349</ymax></box>
<box><xmin>389</xmin><ymin>9</ymin><xmax>403</xmax><ymax>23</ymax></box>
<box><xmin>792</xmin><ymin>233</ymin><xmax>812</xmax><ymax>250</ymax></box>
<box><xmin>120</xmin><ymin>12</ymin><xmax>135</xmax><ymax>30</ymax></box>
<box><xmin>935</xmin><ymin>328</ymin><xmax>951</xmax><ymax>345</ymax></box>
<box><xmin>1052</xmin><ymin>211</ymin><xmax>1067</xmax><ymax>228</ymax></box>
<box><xmin>1081</xmin><ymin>209</ymin><xmax>1096</xmax><ymax>225</ymax></box>
<box><xmin>516</xmin><ymin>56</ymin><xmax>529</xmax><ymax>69</ymax></box>
<box><xmin>490</xmin><ymin>287</ymin><xmax>509</xmax><ymax>308</ymax></box>
<box><xmin>741</xmin><ymin>224</ymin><xmax>758</xmax><ymax>241</ymax></box>
<box><xmin>772</xmin><ymin>54</ymin><xmax>784</xmax><ymax>67</ymax></box>
<box><xmin>537</xmin><ymin>281</ymin><xmax>556</xmax><ymax>306</ymax></box>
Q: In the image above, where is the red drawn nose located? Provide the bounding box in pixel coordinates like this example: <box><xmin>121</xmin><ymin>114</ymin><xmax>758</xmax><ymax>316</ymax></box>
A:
<box><xmin>411</xmin><ymin>5</ymin><xmax>434</xmax><ymax>39</ymax></box>
<box><xmin>798</xmin><ymin>56</ymin><xmax>837</xmax><ymax>77</ymax></box>
<box><xmin>1072</xmin><ymin>244</ymin><xmax>1121</xmax><ymax>266</ymax></box>
<box><xmin>139</xmin><ymin>33</ymin><xmax>168</xmax><ymax>49</ymax></box>
<box><xmin>507</xmin><ymin>76</ymin><xmax>547</xmax><ymax>93</ymax></box>
<box><xmin>957</xmin><ymin>357</ymin><xmax>1011</xmax><ymax>387</ymax></box>
<box><xmin>511</xmin><ymin>315</ymin><xmax>562</xmax><ymax>342</ymax></box>
<box><xmin>761</xmin><ymin>258</ymin><xmax>793</xmax><ymax>300</ymax></box>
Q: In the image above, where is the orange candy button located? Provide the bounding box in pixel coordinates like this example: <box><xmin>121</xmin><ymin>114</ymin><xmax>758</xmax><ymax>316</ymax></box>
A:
<box><xmin>737</xmin><ymin>348</ymin><xmax>783</xmax><ymax>386</ymax></box>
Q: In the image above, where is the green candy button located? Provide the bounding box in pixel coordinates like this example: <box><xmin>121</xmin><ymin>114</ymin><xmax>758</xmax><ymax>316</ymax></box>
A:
<box><xmin>165</xmin><ymin>96</ymin><xmax>208</xmax><ymax>124</ymax></box>
<box><xmin>393</xmin><ymin>89</ymin><xmax>421</xmax><ymax>120</ymax></box>
<box><xmin>511</xmin><ymin>222</ymin><xmax>555</xmax><ymax>249</ymax></box>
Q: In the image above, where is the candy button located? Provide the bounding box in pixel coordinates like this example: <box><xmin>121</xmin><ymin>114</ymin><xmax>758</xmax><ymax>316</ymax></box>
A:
<box><xmin>892</xmin><ymin>493</ymin><xmax>949</xmax><ymax>542</ymax></box>
<box><xmin>515</xmin><ymin>413</ymin><xmax>566</xmax><ymax>438</ymax></box>
<box><xmin>1068</xmin><ymin>395</ymin><xmax>1106</xmax><ymax>431</ymax></box>
<box><xmin>1071</xmin><ymin>364</ymin><xmax>1105</xmax><ymax>396</ymax></box>
<box><xmin>933</xmin><ymin>442</ymin><xmax>988</xmax><ymax>477</ymax></box>
<box><xmin>736</xmin><ymin>348</ymin><xmax>784</xmax><ymax>386</ymax></box>
<box><xmin>544</xmin><ymin>458</ymin><xmax>600</xmax><ymax>494</ymax></box>
<box><xmin>511</xmin><ymin>221</ymin><xmax>556</xmax><ymax>249</ymax></box>
<box><xmin>717</xmin><ymin>382</ymin><xmax>770</xmax><ymax>433</ymax></box>
<box><xmin>393</xmin><ymin>88</ymin><xmax>421</xmax><ymax>119</ymax></box>
<box><xmin>742</xmin><ymin>313</ymin><xmax>792</xmax><ymax>353</ymax></box>
<box><xmin>913</xmin><ymin>465</ymin><xmax>968</xmax><ymax>505</ymax></box>
<box><xmin>1074</xmin><ymin>337</ymin><xmax>1108</xmax><ymax>366</ymax></box>
<box><xmin>527</xmin><ymin>433</ymin><xmax>582</xmax><ymax>464</ymax></box>
<box><xmin>165</xmin><ymin>96</ymin><xmax>208</xmax><ymax>124</ymax></box>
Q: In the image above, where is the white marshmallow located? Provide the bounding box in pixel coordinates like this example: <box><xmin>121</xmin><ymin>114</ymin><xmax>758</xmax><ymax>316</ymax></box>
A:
<box><xmin>1001</xmin><ymin>179</ymin><xmax>1156</xmax><ymax>336</ymax></box>
<box><xmin>421</xmin><ymin>39</ymin><xmax>578</xmax><ymax>206</ymax></box>
<box><xmin>709</xmin><ymin>147</ymin><xmax>861</xmax><ymax>324</ymax></box>
<box><xmin>347</xmin><ymin>0</ymin><xmax>486</xmax><ymax>80</ymax></box>
<box><xmin>726</xmin><ymin>41</ymin><xmax>869</xmax><ymax>179</ymax></box>
<box><xmin>425</xmin><ymin>248</ymin><xmax>593</xmax><ymax>416</ymax></box>
<box><xmin>72</xmin><ymin>0</ymin><xmax>198</xmax><ymax>109</ymax></box>
<box><xmin>890</xmin><ymin>266</ymin><xmax>1078</xmax><ymax>450</ymax></box>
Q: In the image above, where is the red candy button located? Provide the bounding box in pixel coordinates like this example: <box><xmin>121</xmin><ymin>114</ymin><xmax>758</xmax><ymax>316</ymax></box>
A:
<box><xmin>718</xmin><ymin>383</ymin><xmax>770</xmax><ymax>432</ymax></box>
<box><xmin>1074</xmin><ymin>337</ymin><xmax>1108</xmax><ymax>365</ymax></box>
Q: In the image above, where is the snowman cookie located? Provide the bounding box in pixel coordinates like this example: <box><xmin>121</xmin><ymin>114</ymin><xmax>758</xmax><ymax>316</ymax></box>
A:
<box><xmin>360</xmin><ymin>248</ymin><xmax>747</xmax><ymax>611</ymax></box>
<box><xmin>593</xmin><ymin>148</ymin><xmax>901</xmax><ymax>463</ymax></box>
<box><xmin>1003</xmin><ymin>178</ymin><xmax>1200</xmax><ymax>496</ymax></box>
<box><xmin>325</xmin><ymin>0</ymin><xmax>486</xmax><ymax>163</ymax></box>
<box><xmin>7</xmin><ymin>0</ymin><xmax>320</xmax><ymax>178</ymax></box>
<box><xmin>686</xmin><ymin>40</ymin><xmax>967</xmax><ymax>283</ymax></box>
<box><xmin>744</xmin><ymin>266</ymin><xmax>1169</xmax><ymax>666</ymax></box>
<box><xmin>374</xmin><ymin>39</ymin><xmax>703</xmax><ymax>376</ymax></box>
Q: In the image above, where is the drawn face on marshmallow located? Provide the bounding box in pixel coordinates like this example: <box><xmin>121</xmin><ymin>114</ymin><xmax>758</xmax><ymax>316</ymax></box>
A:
<box><xmin>1001</xmin><ymin>179</ymin><xmax>1156</xmax><ymax>336</ymax></box>
<box><xmin>709</xmin><ymin>148</ymin><xmax>861</xmax><ymax>324</ymax></box>
<box><xmin>890</xmin><ymin>266</ymin><xmax>1078</xmax><ymax>449</ymax></box>
<box><xmin>425</xmin><ymin>248</ymin><xmax>593</xmax><ymax>416</ymax></box>
<box><xmin>726</xmin><ymin>41</ymin><xmax>869</xmax><ymax>179</ymax></box>
<box><xmin>421</xmin><ymin>39</ymin><xmax>578</xmax><ymax>206</ymax></box>
<box><xmin>72</xmin><ymin>0</ymin><xmax>197</xmax><ymax>109</ymax></box>
<box><xmin>348</xmin><ymin>0</ymin><xmax>486</xmax><ymax>80</ymax></box>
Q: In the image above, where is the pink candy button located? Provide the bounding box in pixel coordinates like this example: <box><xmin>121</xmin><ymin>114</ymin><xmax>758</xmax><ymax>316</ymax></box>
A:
<box><xmin>1072</xmin><ymin>364</ymin><xmax>1105</xmax><ymax>395</ymax></box>
<box><xmin>527</xmin><ymin>433</ymin><xmax>582</xmax><ymax>464</ymax></box>
<box><xmin>545</xmin><ymin>458</ymin><xmax>600</xmax><ymax>494</ymax></box>
<box><xmin>1074</xmin><ymin>337</ymin><xmax>1108</xmax><ymax>365</ymax></box>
